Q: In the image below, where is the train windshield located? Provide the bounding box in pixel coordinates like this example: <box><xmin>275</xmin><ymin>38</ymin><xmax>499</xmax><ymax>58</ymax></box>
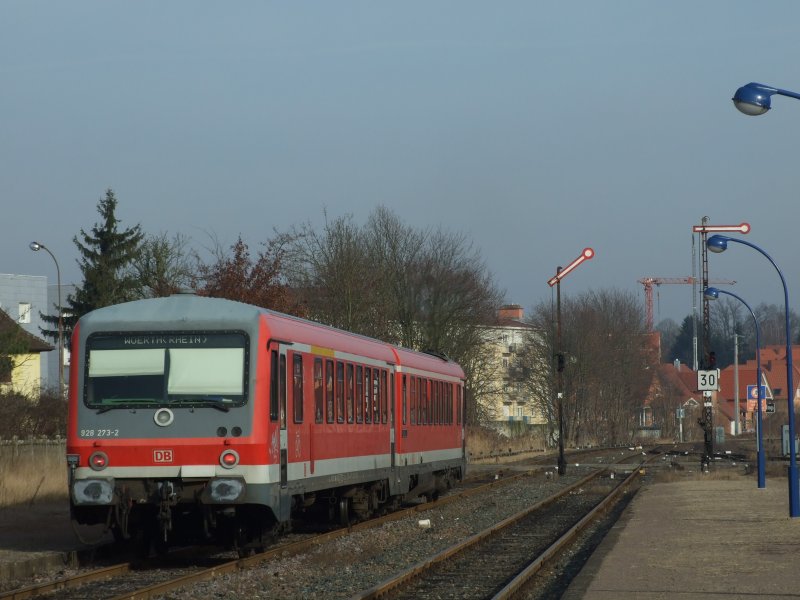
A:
<box><xmin>84</xmin><ymin>331</ymin><xmax>249</xmax><ymax>409</ymax></box>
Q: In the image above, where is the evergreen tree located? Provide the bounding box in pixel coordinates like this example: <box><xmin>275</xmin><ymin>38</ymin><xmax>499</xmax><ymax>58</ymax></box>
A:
<box><xmin>42</xmin><ymin>189</ymin><xmax>143</xmax><ymax>340</ymax></box>
<box><xmin>666</xmin><ymin>315</ymin><xmax>695</xmax><ymax>369</ymax></box>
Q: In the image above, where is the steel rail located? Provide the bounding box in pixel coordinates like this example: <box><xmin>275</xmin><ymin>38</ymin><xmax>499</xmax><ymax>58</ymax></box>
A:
<box><xmin>353</xmin><ymin>467</ymin><xmax>605</xmax><ymax>600</ymax></box>
<box><xmin>106</xmin><ymin>469</ymin><xmax>537</xmax><ymax>600</ymax></box>
<box><xmin>0</xmin><ymin>563</ymin><xmax>131</xmax><ymax>600</ymax></box>
<box><xmin>491</xmin><ymin>459</ymin><xmax>647</xmax><ymax>599</ymax></box>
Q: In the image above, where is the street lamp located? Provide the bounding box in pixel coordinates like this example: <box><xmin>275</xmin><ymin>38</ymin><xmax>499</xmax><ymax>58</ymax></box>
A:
<box><xmin>707</xmin><ymin>235</ymin><xmax>799</xmax><ymax>516</ymax></box>
<box><xmin>547</xmin><ymin>247</ymin><xmax>595</xmax><ymax>476</ymax></box>
<box><xmin>704</xmin><ymin>286</ymin><xmax>766</xmax><ymax>489</ymax></box>
<box><xmin>29</xmin><ymin>241</ymin><xmax>63</xmax><ymax>396</ymax></box>
<box><xmin>733</xmin><ymin>82</ymin><xmax>800</xmax><ymax>116</ymax></box>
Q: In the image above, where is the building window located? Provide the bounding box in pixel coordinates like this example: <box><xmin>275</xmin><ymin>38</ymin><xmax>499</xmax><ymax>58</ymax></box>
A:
<box><xmin>18</xmin><ymin>303</ymin><xmax>31</xmax><ymax>324</ymax></box>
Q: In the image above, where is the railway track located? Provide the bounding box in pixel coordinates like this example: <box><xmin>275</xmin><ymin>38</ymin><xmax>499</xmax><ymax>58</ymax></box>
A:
<box><xmin>354</xmin><ymin>451</ymin><xmax>656</xmax><ymax>599</ymax></box>
<box><xmin>0</xmin><ymin>464</ymin><xmax>538</xmax><ymax>600</ymax></box>
<box><xmin>1</xmin><ymin>447</ymin><xmax>657</xmax><ymax>599</ymax></box>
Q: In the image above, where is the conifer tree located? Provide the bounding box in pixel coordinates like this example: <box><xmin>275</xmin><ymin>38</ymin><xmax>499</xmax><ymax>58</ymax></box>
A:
<box><xmin>41</xmin><ymin>189</ymin><xmax>143</xmax><ymax>340</ymax></box>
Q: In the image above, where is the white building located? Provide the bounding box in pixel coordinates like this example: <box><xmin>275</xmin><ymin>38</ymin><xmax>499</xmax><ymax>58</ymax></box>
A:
<box><xmin>481</xmin><ymin>304</ymin><xmax>547</xmax><ymax>435</ymax></box>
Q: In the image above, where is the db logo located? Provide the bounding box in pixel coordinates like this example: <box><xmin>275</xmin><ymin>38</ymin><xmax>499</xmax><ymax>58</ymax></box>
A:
<box><xmin>153</xmin><ymin>449</ymin><xmax>174</xmax><ymax>463</ymax></box>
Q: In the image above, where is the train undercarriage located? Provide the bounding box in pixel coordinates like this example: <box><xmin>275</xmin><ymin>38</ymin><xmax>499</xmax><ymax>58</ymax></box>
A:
<box><xmin>71</xmin><ymin>466</ymin><xmax>462</xmax><ymax>558</ymax></box>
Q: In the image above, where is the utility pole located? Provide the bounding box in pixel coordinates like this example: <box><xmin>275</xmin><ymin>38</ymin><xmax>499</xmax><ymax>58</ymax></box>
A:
<box><xmin>734</xmin><ymin>334</ymin><xmax>740</xmax><ymax>436</ymax></box>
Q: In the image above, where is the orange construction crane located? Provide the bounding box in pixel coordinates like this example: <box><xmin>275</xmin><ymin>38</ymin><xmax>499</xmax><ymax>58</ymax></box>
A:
<box><xmin>638</xmin><ymin>276</ymin><xmax>735</xmax><ymax>332</ymax></box>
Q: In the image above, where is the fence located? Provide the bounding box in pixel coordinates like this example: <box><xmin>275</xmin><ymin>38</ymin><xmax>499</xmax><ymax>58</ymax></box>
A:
<box><xmin>0</xmin><ymin>437</ymin><xmax>68</xmax><ymax>506</ymax></box>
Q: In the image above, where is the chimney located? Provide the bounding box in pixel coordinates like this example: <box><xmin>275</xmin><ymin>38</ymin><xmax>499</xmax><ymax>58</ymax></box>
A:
<box><xmin>498</xmin><ymin>304</ymin><xmax>524</xmax><ymax>320</ymax></box>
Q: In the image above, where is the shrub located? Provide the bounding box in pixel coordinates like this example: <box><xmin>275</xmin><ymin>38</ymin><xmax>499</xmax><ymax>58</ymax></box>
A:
<box><xmin>0</xmin><ymin>389</ymin><xmax>67</xmax><ymax>439</ymax></box>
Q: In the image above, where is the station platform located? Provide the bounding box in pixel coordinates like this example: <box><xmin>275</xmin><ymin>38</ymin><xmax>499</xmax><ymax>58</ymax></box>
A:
<box><xmin>0</xmin><ymin>501</ymin><xmax>110</xmax><ymax>582</ymax></box>
<box><xmin>564</xmin><ymin>475</ymin><xmax>800</xmax><ymax>600</ymax></box>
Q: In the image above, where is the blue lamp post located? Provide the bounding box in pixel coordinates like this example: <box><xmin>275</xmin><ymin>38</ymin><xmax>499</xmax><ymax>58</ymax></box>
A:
<box><xmin>704</xmin><ymin>287</ymin><xmax>765</xmax><ymax>489</ymax></box>
<box><xmin>707</xmin><ymin>235</ymin><xmax>799</xmax><ymax>516</ymax></box>
<box><xmin>733</xmin><ymin>82</ymin><xmax>800</xmax><ymax>116</ymax></box>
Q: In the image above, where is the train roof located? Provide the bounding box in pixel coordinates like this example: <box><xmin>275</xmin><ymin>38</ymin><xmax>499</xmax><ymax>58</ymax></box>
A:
<box><xmin>78</xmin><ymin>294</ymin><xmax>465</xmax><ymax>379</ymax></box>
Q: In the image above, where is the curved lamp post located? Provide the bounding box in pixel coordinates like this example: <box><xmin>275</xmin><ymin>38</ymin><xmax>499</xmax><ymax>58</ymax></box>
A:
<box><xmin>29</xmin><ymin>241</ymin><xmax>63</xmax><ymax>396</ymax></box>
<box><xmin>733</xmin><ymin>82</ymin><xmax>800</xmax><ymax>116</ymax></box>
<box><xmin>704</xmin><ymin>287</ymin><xmax>765</xmax><ymax>489</ymax></box>
<box><xmin>707</xmin><ymin>235</ymin><xmax>799</xmax><ymax>516</ymax></box>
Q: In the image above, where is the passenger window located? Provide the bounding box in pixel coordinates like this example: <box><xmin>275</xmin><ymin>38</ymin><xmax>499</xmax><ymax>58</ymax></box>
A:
<box><xmin>326</xmin><ymin>359</ymin><xmax>334</xmax><ymax>424</ymax></box>
<box><xmin>433</xmin><ymin>381</ymin><xmax>439</xmax><ymax>425</ymax></box>
<box><xmin>293</xmin><ymin>354</ymin><xmax>303</xmax><ymax>423</ymax></box>
<box><xmin>372</xmin><ymin>369</ymin><xmax>380</xmax><ymax>424</ymax></box>
<box><xmin>445</xmin><ymin>383</ymin><xmax>451</xmax><ymax>425</ymax></box>
<box><xmin>381</xmin><ymin>370</ymin><xmax>388</xmax><ymax>424</ymax></box>
<box><xmin>420</xmin><ymin>378</ymin><xmax>427</xmax><ymax>425</ymax></box>
<box><xmin>410</xmin><ymin>376</ymin><xmax>416</xmax><ymax>425</ymax></box>
<box><xmin>336</xmin><ymin>361</ymin><xmax>345</xmax><ymax>423</ymax></box>
<box><xmin>364</xmin><ymin>367</ymin><xmax>372</xmax><ymax>424</ymax></box>
<box><xmin>346</xmin><ymin>363</ymin><xmax>354</xmax><ymax>424</ymax></box>
<box><xmin>402</xmin><ymin>374</ymin><xmax>407</xmax><ymax>426</ymax></box>
<box><xmin>314</xmin><ymin>359</ymin><xmax>323</xmax><ymax>424</ymax></box>
<box><xmin>356</xmin><ymin>365</ymin><xmax>363</xmax><ymax>423</ymax></box>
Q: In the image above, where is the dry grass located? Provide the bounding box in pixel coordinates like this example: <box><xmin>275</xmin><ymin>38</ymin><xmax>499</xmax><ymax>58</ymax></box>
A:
<box><xmin>0</xmin><ymin>441</ymin><xmax>67</xmax><ymax>507</ymax></box>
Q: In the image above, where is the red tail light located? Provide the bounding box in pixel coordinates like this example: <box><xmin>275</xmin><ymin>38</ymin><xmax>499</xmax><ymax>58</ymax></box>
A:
<box><xmin>220</xmin><ymin>450</ymin><xmax>239</xmax><ymax>468</ymax></box>
<box><xmin>89</xmin><ymin>451</ymin><xmax>109</xmax><ymax>471</ymax></box>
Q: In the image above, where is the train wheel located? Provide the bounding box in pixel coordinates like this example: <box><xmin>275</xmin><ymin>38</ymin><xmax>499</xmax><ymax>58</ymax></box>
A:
<box><xmin>338</xmin><ymin>497</ymin><xmax>350</xmax><ymax>526</ymax></box>
<box><xmin>234</xmin><ymin>512</ymin><xmax>279</xmax><ymax>558</ymax></box>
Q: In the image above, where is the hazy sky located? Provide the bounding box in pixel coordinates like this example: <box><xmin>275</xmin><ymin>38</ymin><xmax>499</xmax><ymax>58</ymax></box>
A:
<box><xmin>4</xmin><ymin>2</ymin><xmax>800</xmax><ymax>327</ymax></box>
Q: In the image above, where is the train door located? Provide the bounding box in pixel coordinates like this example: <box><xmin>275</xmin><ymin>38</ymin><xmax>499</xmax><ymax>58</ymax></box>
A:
<box><xmin>390</xmin><ymin>371</ymin><xmax>396</xmax><ymax>469</ymax></box>
<box><xmin>269</xmin><ymin>343</ymin><xmax>290</xmax><ymax>522</ymax></box>
<box><xmin>279</xmin><ymin>349</ymin><xmax>288</xmax><ymax>489</ymax></box>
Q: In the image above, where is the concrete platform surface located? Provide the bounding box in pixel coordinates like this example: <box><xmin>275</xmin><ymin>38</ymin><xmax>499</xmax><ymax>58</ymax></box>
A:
<box><xmin>0</xmin><ymin>501</ymin><xmax>111</xmax><ymax>581</ymax></box>
<box><xmin>564</xmin><ymin>477</ymin><xmax>800</xmax><ymax>600</ymax></box>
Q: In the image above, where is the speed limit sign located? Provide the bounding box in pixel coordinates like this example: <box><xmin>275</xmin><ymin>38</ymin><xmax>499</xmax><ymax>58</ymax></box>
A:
<box><xmin>697</xmin><ymin>369</ymin><xmax>720</xmax><ymax>391</ymax></box>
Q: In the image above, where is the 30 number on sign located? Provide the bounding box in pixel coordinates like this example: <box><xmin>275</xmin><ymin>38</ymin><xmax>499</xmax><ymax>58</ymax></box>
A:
<box><xmin>697</xmin><ymin>369</ymin><xmax>720</xmax><ymax>391</ymax></box>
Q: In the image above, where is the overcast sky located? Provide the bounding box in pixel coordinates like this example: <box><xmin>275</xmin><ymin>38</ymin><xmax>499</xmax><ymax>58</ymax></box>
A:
<box><xmin>4</xmin><ymin>2</ymin><xmax>800</xmax><ymax>327</ymax></box>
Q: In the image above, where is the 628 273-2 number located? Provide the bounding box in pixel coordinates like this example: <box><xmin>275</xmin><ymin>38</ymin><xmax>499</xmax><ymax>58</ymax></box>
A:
<box><xmin>80</xmin><ymin>429</ymin><xmax>120</xmax><ymax>438</ymax></box>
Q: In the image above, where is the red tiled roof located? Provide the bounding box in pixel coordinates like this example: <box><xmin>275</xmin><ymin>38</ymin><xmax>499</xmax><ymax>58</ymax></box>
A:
<box><xmin>718</xmin><ymin>345</ymin><xmax>800</xmax><ymax>402</ymax></box>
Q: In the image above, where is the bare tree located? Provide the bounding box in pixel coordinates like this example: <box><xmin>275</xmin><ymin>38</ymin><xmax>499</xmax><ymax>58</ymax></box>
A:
<box><xmin>281</xmin><ymin>212</ymin><xmax>379</xmax><ymax>334</ymax></box>
<box><xmin>130</xmin><ymin>232</ymin><xmax>195</xmax><ymax>298</ymax></box>
<box><xmin>522</xmin><ymin>289</ymin><xmax>651</xmax><ymax>447</ymax></box>
<box><xmin>747</xmin><ymin>303</ymin><xmax>800</xmax><ymax>347</ymax></box>
<box><xmin>363</xmin><ymin>206</ymin><xmax>426</xmax><ymax>345</ymax></box>
<box><xmin>280</xmin><ymin>206</ymin><xmax>504</xmax><ymax>424</ymax></box>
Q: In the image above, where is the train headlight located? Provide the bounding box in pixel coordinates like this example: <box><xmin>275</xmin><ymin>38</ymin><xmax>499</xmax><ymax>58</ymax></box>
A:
<box><xmin>219</xmin><ymin>449</ymin><xmax>240</xmax><ymax>468</ymax></box>
<box><xmin>72</xmin><ymin>478</ymin><xmax>115</xmax><ymax>505</ymax></box>
<box><xmin>208</xmin><ymin>478</ymin><xmax>246</xmax><ymax>503</ymax></box>
<box><xmin>154</xmin><ymin>408</ymin><xmax>174</xmax><ymax>427</ymax></box>
<box><xmin>89</xmin><ymin>451</ymin><xmax>109</xmax><ymax>471</ymax></box>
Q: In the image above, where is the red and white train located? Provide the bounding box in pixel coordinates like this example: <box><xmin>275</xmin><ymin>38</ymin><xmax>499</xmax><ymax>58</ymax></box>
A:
<box><xmin>67</xmin><ymin>293</ymin><xmax>466</xmax><ymax>554</ymax></box>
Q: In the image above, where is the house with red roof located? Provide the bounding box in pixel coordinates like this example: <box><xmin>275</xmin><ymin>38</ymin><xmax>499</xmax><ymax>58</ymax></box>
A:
<box><xmin>716</xmin><ymin>345</ymin><xmax>800</xmax><ymax>435</ymax></box>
